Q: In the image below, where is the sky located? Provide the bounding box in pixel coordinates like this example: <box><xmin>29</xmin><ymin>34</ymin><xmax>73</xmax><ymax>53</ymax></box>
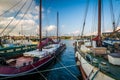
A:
<box><xmin>0</xmin><ymin>0</ymin><xmax>120</xmax><ymax>36</ymax></box>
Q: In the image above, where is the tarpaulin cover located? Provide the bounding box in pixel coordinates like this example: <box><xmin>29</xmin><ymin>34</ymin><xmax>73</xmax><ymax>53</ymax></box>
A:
<box><xmin>37</xmin><ymin>38</ymin><xmax>60</xmax><ymax>49</ymax></box>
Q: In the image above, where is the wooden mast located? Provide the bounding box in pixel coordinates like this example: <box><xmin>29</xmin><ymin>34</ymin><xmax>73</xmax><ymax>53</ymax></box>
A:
<box><xmin>57</xmin><ymin>12</ymin><xmax>59</xmax><ymax>42</ymax></box>
<box><xmin>39</xmin><ymin>0</ymin><xmax>42</xmax><ymax>51</ymax></box>
<box><xmin>98</xmin><ymin>0</ymin><xmax>101</xmax><ymax>47</ymax></box>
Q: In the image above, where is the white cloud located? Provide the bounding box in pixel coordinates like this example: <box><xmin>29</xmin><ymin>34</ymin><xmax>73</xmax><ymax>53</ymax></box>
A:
<box><xmin>0</xmin><ymin>0</ymin><xmax>52</xmax><ymax>36</ymax></box>
<box><xmin>84</xmin><ymin>31</ymin><xmax>97</xmax><ymax>36</ymax></box>
<box><xmin>69</xmin><ymin>30</ymin><xmax>80</xmax><ymax>36</ymax></box>
<box><xmin>0</xmin><ymin>0</ymin><xmax>41</xmax><ymax>36</ymax></box>
<box><xmin>0</xmin><ymin>0</ymin><xmax>35</xmax><ymax>14</ymax></box>
<box><xmin>61</xmin><ymin>30</ymin><xmax>80</xmax><ymax>36</ymax></box>
<box><xmin>46</xmin><ymin>25</ymin><xmax>56</xmax><ymax>32</ymax></box>
<box><xmin>104</xmin><ymin>30</ymin><xmax>112</xmax><ymax>32</ymax></box>
<box><xmin>0</xmin><ymin>17</ymin><xmax>16</xmax><ymax>28</ymax></box>
<box><xmin>35</xmin><ymin>6</ymin><xmax>44</xmax><ymax>12</ymax></box>
<box><xmin>0</xmin><ymin>16</ymin><xmax>39</xmax><ymax>36</ymax></box>
<box><xmin>35</xmin><ymin>6</ymin><xmax>39</xmax><ymax>12</ymax></box>
<box><xmin>0</xmin><ymin>0</ymin><xmax>38</xmax><ymax>17</ymax></box>
<box><xmin>34</xmin><ymin>15</ymin><xmax>39</xmax><ymax>20</ymax></box>
<box><xmin>19</xmin><ymin>13</ymin><xmax>33</xmax><ymax>19</ymax></box>
<box><xmin>0</xmin><ymin>0</ymin><xmax>20</xmax><ymax>14</ymax></box>
<box><xmin>116</xmin><ymin>26</ymin><xmax>120</xmax><ymax>31</ymax></box>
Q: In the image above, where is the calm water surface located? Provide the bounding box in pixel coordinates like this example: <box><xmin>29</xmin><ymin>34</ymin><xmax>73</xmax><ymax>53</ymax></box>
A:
<box><xmin>2</xmin><ymin>40</ymin><xmax>81</xmax><ymax>80</ymax></box>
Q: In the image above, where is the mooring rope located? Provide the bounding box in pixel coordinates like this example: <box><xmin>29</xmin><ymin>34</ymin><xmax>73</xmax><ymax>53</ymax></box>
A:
<box><xmin>40</xmin><ymin>64</ymin><xmax>78</xmax><ymax>73</ymax></box>
<box><xmin>54</xmin><ymin>55</ymin><xmax>79</xmax><ymax>80</ymax></box>
<box><xmin>0</xmin><ymin>64</ymin><xmax>78</xmax><ymax>80</ymax></box>
<box><xmin>31</xmin><ymin>64</ymin><xmax>47</xmax><ymax>80</ymax></box>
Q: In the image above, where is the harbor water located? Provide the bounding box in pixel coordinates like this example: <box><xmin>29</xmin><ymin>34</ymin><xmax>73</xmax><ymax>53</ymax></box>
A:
<box><xmin>1</xmin><ymin>40</ymin><xmax>81</xmax><ymax>80</ymax></box>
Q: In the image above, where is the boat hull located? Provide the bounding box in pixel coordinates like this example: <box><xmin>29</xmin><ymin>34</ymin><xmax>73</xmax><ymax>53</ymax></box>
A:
<box><xmin>74</xmin><ymin>46</ymin><xmax>115</xmax><ymax>80</ymax></box>
<box><xmin>0</xmin><ymin>44</ymin><xmax>66</xmax><ymax>76</ymax></box>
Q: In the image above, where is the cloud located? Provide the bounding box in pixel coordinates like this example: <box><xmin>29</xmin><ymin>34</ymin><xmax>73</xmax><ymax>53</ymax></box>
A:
<box><xmin>0</xmin><ymin>0</ymin><xmax>35</xmax><ymax>15</ymax></box>
<box><xmin>0</xmin><ymin>0</ymin><xmax>20</xmax><ymax>14</ymax></box>
<box><xmin>0</xmin><ymin>16</ymin><xmax>38</xmax><ymax>35</ymax></box>
<box><xmin>0</xmin><ymin>0</ymin><xmax>57</xmax><ymax>36</ymax></box>
<box><xmin>35</xmin><ymin>25</ymin><xmax>57</xmax><ymax>36</ymax></box>
<box><xmin>116</xmin><ymin>26</ymin><xmax>120</xmax><ymax>30</ymax></box>
<box><xmin>104</xmin><ymin>30</ymin><xmax>112</xmax><ymax>32</ymax></box>
<box><xmin>46</xmin><ymin>25</ymin><xmax>56</xmax><ymax>32</ymax></box>
<box><xmin>84</xmin><ymin>31</ymin><xmax>97</xmax><ymax>36</ymax></box>
<box><xmin>0</xmin><ymin>0</ymin><xmax>41</xmax><ymax>36</ymax></box>
<box><xmin>0</xmin><ymin>17</ymin><xmax>16</xmax><ymax>29</ymax></box>
<box><xmin>68</xmin><ymin>30</ymin><xmax>80</xmax><ymax>36</ymax></box>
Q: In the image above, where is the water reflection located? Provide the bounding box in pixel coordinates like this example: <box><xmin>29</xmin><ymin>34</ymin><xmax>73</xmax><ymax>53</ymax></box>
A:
<box><xmin>1</xmin><ymin>40</ymin><xmax>81</xmax><ymax>80</ymax></box>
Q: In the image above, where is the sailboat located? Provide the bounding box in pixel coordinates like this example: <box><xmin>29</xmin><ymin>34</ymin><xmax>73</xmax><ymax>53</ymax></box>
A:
<box><xmin>0</xmin><ymin>0</ymin><xmax>66</xmax><ymax>76</ymax></box>
<box><xmin>74</xmin><ymin>0</ymin><xmax>120</xmax><ymax>80</ymax></box>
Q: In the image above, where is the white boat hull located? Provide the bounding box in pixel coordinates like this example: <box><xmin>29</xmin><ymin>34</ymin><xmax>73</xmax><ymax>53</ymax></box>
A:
<box><xmin>75</xmin><ymin>51</ymin><xmax>115</xmax><ymax>80</ymax></box>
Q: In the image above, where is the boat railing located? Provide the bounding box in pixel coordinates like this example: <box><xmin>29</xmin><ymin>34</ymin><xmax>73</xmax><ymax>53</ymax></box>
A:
<box><xmin>0</xmin><ymin>44</ymin><xmax>37</xmax><ymax>59</ymax></box>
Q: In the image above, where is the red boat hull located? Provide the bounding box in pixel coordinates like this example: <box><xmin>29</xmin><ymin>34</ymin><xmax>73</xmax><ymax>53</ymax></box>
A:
<box><xmin>0</xmin><ymin>44</ymin><xmax>66</xmax><ymax>76</ymax></box>
<box><xmin>0</xmin><ymin>55</ymin><xmax>53</xmax><ymax>76</ymax></box>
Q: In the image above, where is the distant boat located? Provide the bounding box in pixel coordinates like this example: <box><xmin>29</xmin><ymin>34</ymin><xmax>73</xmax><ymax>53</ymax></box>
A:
<box><xmin>0</xmin><ymin>0</ymin><xmax>66</xmax><ymax>76</ymax></box>
<box><xmin>74</xmin><ymin>0</ymin><xmax>120</xmax><ymax>80</ymax></box>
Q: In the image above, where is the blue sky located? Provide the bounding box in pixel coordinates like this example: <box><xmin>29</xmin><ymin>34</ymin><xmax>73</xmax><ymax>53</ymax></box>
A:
<box><xmin>36</xmin><ymin>0</ymin><xmax>120</xmax><ymax>36</ymax></box>
<box><xmin>0</xmin><ymin>0</ymin><xmax>120</xmax><ymax>36</ymax></box>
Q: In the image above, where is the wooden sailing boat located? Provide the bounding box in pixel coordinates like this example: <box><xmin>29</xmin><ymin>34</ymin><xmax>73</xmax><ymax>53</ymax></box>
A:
<box><xmin>74</xmin><ymin>0</ymin><xmax>120</xmax><ymax>80</ymax></box>
<box><xmin>0</xmin><ymin>0</ymin><xmax>66</xmax><ymax>76</ymax></box>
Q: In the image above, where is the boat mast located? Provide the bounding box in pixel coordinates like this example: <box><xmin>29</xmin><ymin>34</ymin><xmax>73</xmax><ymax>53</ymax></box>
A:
<box><xmin>98</xmin><ymin>0</ymin><xmax>101</xmax><ymax>47</ymax></box>
<box><xmin>57</xmin><ymin>12</ymin><xmax>59</xmax><ymax>42</ymax></box>
<box><xmin>39</xmin><ymin>0</ymin><xmax>42</xmax><ymax>51</ymax></box>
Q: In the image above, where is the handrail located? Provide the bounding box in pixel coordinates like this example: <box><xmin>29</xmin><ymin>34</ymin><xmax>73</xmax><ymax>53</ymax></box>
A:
<box><xmin>0</xmin><ymin>44</ymin><xmax>37</xmax><ymax>58</ymax></box>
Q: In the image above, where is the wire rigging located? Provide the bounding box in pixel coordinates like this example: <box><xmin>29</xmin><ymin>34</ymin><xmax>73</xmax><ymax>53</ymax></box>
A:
<box><xmin>81</xmin><ymin>0</ymin><xmax>89</xmax><ymax>37</ymax></box>
<box><xmin>116</xmin><ymin>0</ymin><xmax>120</xmax><ymax>28</ymax></box>
<box><xmin>116</xmin><ymin>13</ymin><xmax>120</xmax><ymax>28</ymax></box>
<box><xmin>0</xmin><ymin>0</ymin><xmax>28</xmax><ymax>36</ymax></box>
<box><xmin>0</xmin><ymin>0</ymin><xmax>22</xmax><ymax>16</ymax></box>
<box><xmin>109</xmin><ymin>0</ymin><xmax>116</xmax><ymax>32</ymax></box>
<box><xmin>91</xmin><ymin>1</ymin><xmax>97</xmax><ymax>36</ymax></box>
<box><xmin>6</xmin><ymin>0</ymin><xmax>34</xmax><ymax>35</ymax></box>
